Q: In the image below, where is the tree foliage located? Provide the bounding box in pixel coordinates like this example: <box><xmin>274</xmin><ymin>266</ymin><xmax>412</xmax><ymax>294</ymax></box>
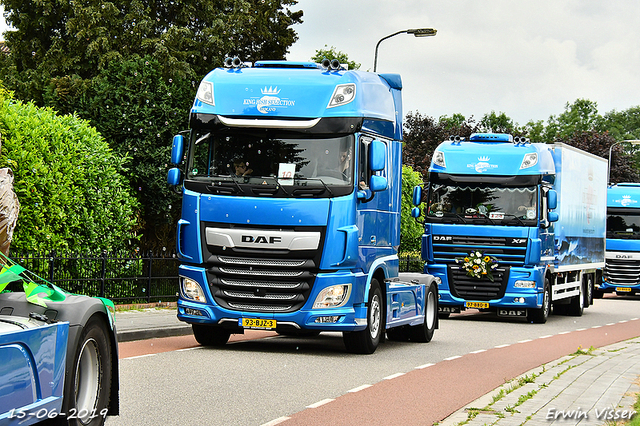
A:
<box><xmin>400</xmin><ymin>165</ymin><xmax>424</xmax><ymax>252</ymax></box>
<box><xmin>311</xmin><ymin>45</ymin><xmax>360</xmax><ymax>70</ymax></box>
<box><xmin>0</xmin><ymin>88</ymin><xmax>138</xmax><ymax>254</ymax></box>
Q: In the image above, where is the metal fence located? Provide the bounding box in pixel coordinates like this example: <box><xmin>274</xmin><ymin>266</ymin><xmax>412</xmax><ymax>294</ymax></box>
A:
<box><xmin>7</xmin><ymin>251</ymin><xmax>423</xmax><ymax>305</ymax></box>
<box><xmin>9</xmin><ymin>250</ymin><xmax>180</xmax><ymax>305</ymax></box>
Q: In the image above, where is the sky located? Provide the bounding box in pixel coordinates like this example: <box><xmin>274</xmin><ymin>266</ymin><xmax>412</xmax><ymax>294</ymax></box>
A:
<box><xmin>286</xmin><ymin>0</ymin><xmax>640</xmax><ymax>126</ymax></box>
<box><xmin>2</xmin><ymin>1</ymin><xmax>640</xmax><ymax>126</ymax></box>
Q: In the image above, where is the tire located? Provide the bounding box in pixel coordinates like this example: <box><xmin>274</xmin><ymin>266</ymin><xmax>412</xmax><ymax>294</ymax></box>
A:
<box><xmin>567</xmin><ymin>279</ymin><xmax>584</xmax><ymax>316</ymax></box>
<box><xmin>409</xmin><ymin>282</ymin><xmax>438</xmax><ymax>343</ymax></box>
<box><xmin>583</xmin><ymin>274</ymin><xmax>593</xmax><ymax>307</ymax></box>
<box><xmin>58</xmin><ymin>316</ymin><xmax>112</xmax><ymax>426</ymax></box>
<box><xmin>192</xmin><ymin>324</ymin><xmax>231</xmax><ymax>346</ymax></box>
<box><xmin>343</xmin><ymin>278</ymin><xmax>383</xmax><ymax>354</ymax></box>
<box><xmin>527</xmin><ymin>278</ymin><xmax>550</xmax><ymax>324</ymax></box>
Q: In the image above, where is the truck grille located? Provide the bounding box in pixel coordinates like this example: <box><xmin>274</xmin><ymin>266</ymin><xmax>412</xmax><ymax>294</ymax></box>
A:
<box><xmin>433</xmin><ymin>235</ymin><xmax>527</xmax><ymax>267</ymax></box>
<box><xmin>604</xmin><ymin>259</ymin><xmax>640</xmax><ymax>286</ymax></box>
<box><xmin>448</xmin><ymin>266</ymin><xmax>509</xmax><ymax>301</ymax></box>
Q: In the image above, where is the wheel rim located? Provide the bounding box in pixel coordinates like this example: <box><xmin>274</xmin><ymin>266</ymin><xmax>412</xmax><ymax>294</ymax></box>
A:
<box><xmin>425</xmin><ymin>290</ymin><xmax>437</xmax><ymax>329</ymax></box>
<box><xmin>369</xmin><ymin>293</ymin><xmax>381</xmax><ymax>339</ymax></box>
<box><xmin>75</xmin><ymin>338</ymin><xmax>101</xmax><ymax>424</ymax></box>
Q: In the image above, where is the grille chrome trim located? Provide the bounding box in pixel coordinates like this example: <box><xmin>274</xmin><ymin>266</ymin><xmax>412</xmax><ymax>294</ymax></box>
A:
<box><xmin>219</xmin><ymin>267</ymin><xmax>303</xmax><ymax>277</ymax></box>
<box><xmin>220</xmin><ymin>278</ymin><xmax>303</xmax><ymax>289</ymax></box>
<box><xmin>228</xmin><ymin>302</ymin><xmax>293</xmax><ymax>312</ymax></box>
<box><xmin>218</xmin><ymin>256</ymin><xmax>306</xmax><ymax>267</ymax></box>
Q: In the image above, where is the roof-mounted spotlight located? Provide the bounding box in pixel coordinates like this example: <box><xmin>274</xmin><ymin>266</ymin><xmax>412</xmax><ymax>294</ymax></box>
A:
<box><xmin>223</xmin><ymin>56</ymin><xmax>245</xmax><ymax>69</ymax></box>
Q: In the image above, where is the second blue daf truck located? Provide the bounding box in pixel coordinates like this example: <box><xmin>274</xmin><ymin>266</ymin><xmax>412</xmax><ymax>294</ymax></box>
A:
<box><xmin>167</xmin><ymin>58</ymin><xmax>438</xmax><ymax>354</ymax></box>
<box><xmin>598</xmin><ymin>182</ymin><xmax>640</xmax><ymax>296</ymax></box>
<box><xmin>412</xmin><ymin>133</ymin><xmax>606</xmax><ymax>323</ymax></box>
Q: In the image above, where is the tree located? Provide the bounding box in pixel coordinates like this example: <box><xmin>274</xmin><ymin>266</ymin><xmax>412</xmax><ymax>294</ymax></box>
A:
<box><xmin>311</xmin><ymin>45</ymin><xmax>360</xmax><ymax>70</ymax></box>
<box><xmin>400</xmin><ymin>165</ymin><xmax>424</xmax><ymax>253</ymax></box>
<box><xmin>543</xmin><ymin>99</ymin><xmax>604</xmax><ymax>143</ymax></box>
<box><xmin>0</xmin><ymin>87</ymin><xmax>139</xmax><ymax>254</ymax></box>
<box><xmin>601</xmin><ymin>106</ymin><xmax>640</xmax><ymax>141</ymax></box>
<box><xmin>479</xmin><ymin>111</ymin><xmax>520</xmax><ymax>135</ymax></box>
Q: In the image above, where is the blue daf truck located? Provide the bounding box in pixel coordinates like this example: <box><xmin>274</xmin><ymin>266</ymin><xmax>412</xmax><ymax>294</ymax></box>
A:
<box><xmin>597</xmin><ymin>182</ymin><xmax>640</xmax><ymax>296</ymax></box>
<box><xmin>167</xmin><ymin>58</ymin><xmax>438</xmax><ymax>354</ymax></box>
<box><xmin>412</xmin><ymin>133</ymin><xmax>606</xmax><ymax>323</ymax></box>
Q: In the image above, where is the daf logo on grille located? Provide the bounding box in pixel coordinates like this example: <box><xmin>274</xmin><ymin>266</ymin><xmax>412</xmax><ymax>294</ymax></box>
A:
<box><xmin>242</xmin><ymin>235</ymin><xmax>282</xmax><ymax>244</ymax></box>
<box><xmin>616</xmin><ymin>254</ymin><xmax>632</xmax><ymax>259</ymax></box>
<box><xmin>433</xmin><ymin>236</ymin><xmax>453</xmax><ymax>242</ymax></box>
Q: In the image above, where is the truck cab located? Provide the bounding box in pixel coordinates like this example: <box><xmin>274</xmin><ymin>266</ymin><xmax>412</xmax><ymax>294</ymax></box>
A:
<box><xmin>168</xmin><ymin>59</ymin><xmax>438</xmax><ymax>353</ymax></box>
<box><xmin>599</xmin><ymin>183</ymin><xmax>640</xmax><ymax>296</ymax></box>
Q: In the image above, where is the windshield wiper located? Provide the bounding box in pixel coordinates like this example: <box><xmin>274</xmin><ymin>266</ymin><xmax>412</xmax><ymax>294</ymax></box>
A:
<box><xmin>294</xmin><ymin>177</ymin><xmax>334</xmax><ymax>196</ymax></box>
<box><xmin>501</xmin><ymin>214</ymin><xmax>526</xmax><ymax>226</ymax></box>
<box><xmin>206</xmin><ymin>179</ymin><xmax>245</xmax><ymax>195</ymax></box>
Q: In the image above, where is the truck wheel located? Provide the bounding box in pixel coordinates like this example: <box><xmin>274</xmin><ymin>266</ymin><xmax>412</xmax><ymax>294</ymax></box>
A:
<box><xmin>60</xmin><ymin>316</ymin><xmax>112</xmax><ymax>426</ymax></box>
<box><xmin>409</xmin><ymin>281</ymin><xmax>438</xmax><ymax>343</ymax></box>
<box><xmin>567</xmin><ymin>280</ymin><xmax>584</xmax><ymax>316</ymax></box>
<box><xmin>192</xmin><ymin>324</ymin><xmax>231</xmax><ymax>346</ymax></box>
<box><xmin>343</xmin><ymin>278</ymin><xmax>383</xmax><ymax>354</ymax></box>
<box><xmin>527</xmin><ymin>278</ymin><xmax>550</xmax><ymax>324</ymax></box>
<box><xmin>583</xmin><ymin>275</ymin><xmax>593</xmax><ymax>307</ymax></box>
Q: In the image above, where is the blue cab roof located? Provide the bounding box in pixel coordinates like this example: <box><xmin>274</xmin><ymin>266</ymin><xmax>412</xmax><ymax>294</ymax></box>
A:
<box><xmin>191</xmin><ymin>61</ymin><xmax>403</xmax><ymax>136</ymax></box>
<box><xmin>430</xmin><ymin>134</ymin><xmax>556</xmax><ymax>176</ymax></box>
<box><xmin>608</xmin><ymin>182</ymin><xmax>640</xmax><ymax>208</ymax></box>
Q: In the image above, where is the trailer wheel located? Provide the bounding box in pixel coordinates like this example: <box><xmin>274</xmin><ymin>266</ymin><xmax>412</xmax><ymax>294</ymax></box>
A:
<box><xmin>567</xmin><ymin>280</ymin><xmax>584</xmax><ymax>316</ymax></box>
<box><xmin>527</xmin><ymin>278</ymin><xmax>550</xmax><ymax>324</ymax></box>
<box><xmin>409</xmin><ymin>281</ymin><xmax>438</xmax><ymax>343</ymax></box>
<box><xmin>58</xmin><ymin>316</ymin><xmax>112</xmax><ymax>426</ymax></box>
<box><xmin>192</xmin><ymin>324</ymin><xmax>231</xmax><ymax>346</ymax></box>
<box><xmin>343</xmin><ymin>278</ymin><xmax>383</xmax><ymax>354</ymax></box>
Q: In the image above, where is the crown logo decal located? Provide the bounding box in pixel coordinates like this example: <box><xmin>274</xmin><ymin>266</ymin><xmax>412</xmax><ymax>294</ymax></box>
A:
<box><xmin>261</xmin><ymin>86</ymin><xmax>280</xmax><ymax>95</ymax></box>
<box><xmin>623</xmin><ymin>195</ymin><xmax>631</xmax><ymax>199</ymax></box>
<box><xmin>478</xmin><ymin>156</ymin><xmax>490</xmax><ymax>162</ymax></box>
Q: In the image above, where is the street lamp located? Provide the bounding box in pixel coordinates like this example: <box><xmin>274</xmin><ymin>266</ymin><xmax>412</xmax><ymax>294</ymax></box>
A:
<box><xmin>373</xmin><ymin>28</ymin><xmax>437</xmax><ymax>72</ymax></box>
<box><xmin>607</xmin><ymin>139</ymin><xmax>640</xmax><ymax>185</ymax></box>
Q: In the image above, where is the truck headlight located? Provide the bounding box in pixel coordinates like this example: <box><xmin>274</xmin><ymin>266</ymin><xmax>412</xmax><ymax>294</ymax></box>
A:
<box><xmin>181</xmin><ymin>277</ymin><xmax>207</xmax><ymax>303</ymax></box>
<box><xmin>514</xmin><ymin>280</ymin><xmax>536</xmax><ymax>289</ymax></box>
<box><xmin>313</xmin><ymin>284</ymin><xmax>351</xmax><ymax>308</ymax></box>
<box><xmin>196</xmin><ymin>81</ymin><xmax>214</xmax><ymax>105</ymax></box>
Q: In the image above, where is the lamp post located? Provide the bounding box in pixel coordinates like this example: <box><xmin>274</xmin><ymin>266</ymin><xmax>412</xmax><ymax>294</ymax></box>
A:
<box><xmin>607</xmin><ymin>139</ymin><xmax>640</xmax><ymax>185</ymax></box>
<box><xmin>373</xmin><ymin>28</ymin><xmax>437</xmax><ymax>72</ymax></box>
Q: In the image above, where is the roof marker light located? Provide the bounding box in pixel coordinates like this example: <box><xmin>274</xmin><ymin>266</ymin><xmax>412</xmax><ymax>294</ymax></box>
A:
<box><xmin>520</xmin><ymin>152</ymin><xmax>538</xmax><ymax>169</ymax></box>
<box><xmin>469</xmin><ymin>133</ymin><xmax>513</xmax><ymax>142</ymax></box>
<box><xmin>327</xmin><ymin>83</ymin><xmax>356</xmax><ymax>108</ymax></box>
<box><xmin>433</xmin><ymin>150</ymin><xmax>446</xmax><ymax>168</ymax></box>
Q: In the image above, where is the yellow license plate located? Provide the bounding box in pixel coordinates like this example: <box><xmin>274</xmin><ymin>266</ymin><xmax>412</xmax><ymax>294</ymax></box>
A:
<box><xmin>240</xmin><ymin>318</ymin><xmax>276</xmax><ymax>329</ymax></box>
<box><xmin>466</xmin><ymin>301</ymin><xmax>490</xmax><ymax>309</ymax></box>
<box><xmin>616</xmin><ymin>287</ymin><xmax>632</xmax><ymax>292</ymax></box>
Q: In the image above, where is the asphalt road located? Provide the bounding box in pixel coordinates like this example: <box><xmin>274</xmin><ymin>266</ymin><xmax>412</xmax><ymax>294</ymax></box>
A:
<box><xmin>106</xmin><ymin>295</ymin><xmax>640</xmax><ymax>426</ymax></box>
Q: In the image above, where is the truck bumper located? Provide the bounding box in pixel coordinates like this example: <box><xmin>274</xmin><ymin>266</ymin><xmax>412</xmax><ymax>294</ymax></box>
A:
<box><xmin>428</xmin><ymin>264</ymin><xmax>544</xmax><ymax>310</ymax></box>
<box><xmin>176</xmin><ymin>265</ymin><xmax>368</xmax><ymax>332</ymax></box>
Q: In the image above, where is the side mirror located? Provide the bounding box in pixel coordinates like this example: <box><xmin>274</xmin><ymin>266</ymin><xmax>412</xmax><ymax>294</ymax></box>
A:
<box><xmin>548</xmin><ymin>212</ymin><xmax>559</xmax><ymax>222</ymax></box>
<box><xmin>412</xmin><ymin>186</ymin><xmax>422</xmax><ymax>206</ymax></box>
<box><xmin>369</xmin><ymin>174</ymin><xmax>388</xmax><ymax>192</ymax></box>
<box><xmin>369</xmin><ymin>140</ymin><xmax>386</xmax><ymax>171</ymax></box>
<box><xmin>547</xmin><ymin>189</ymin><xmax>558</xmax><ymax>210</ymax></box>
<box><xmin>411</xmin><ymin>207</ymin><xmax>421</xmax><ymax>218</ymax></box>
<box><xmin>167</xmin><ymin>167</ymin><xmax>182</xmax><ymax>186</ymax></box>
<box><xmin>171</xmin><ymin>135</ymin><xmax>185</xmax><ymax>165</ymax></box>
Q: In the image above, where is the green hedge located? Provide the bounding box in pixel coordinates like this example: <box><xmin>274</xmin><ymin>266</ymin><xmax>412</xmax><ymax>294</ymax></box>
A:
<box><xmin>0</xmin><ymin>87</ymin><xmax>139</xmax><ymax>253</ymax></box>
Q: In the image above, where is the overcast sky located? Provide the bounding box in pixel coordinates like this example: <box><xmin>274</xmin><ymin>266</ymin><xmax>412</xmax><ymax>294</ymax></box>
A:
<box><xmin>2</xmin><ymin>1</ymin><xmax>640</xmax><ymax>126</ymax></box>
<box><xmin>287</xmin><ymin>0</ymin><xmax>640</xmax><ymax>126</ymax></box>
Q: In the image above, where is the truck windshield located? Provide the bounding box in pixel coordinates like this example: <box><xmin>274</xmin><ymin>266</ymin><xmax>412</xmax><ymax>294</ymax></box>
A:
<box><xmin>427</xmin><ymin>184</ymin><xmax>538</xmax><ymax>225</ymax></box>
<box><xmin>185</xmin><ymin>130</ymin><xmax>355</xmax><ymax>197</ymax></box>
<box><xmin>607</xmin><ymin>211</ymin><xmax>640</xmax><ymax>239</ymax></box>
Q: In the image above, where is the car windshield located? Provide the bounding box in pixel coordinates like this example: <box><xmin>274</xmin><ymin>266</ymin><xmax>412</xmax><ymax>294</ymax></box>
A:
<box><xmin>185</xmin><ymin>130</ymin><xmax>355</xmax><ymax>197</ymax></box>
<box><xmin>607</xmin><ymin>212</ymin><xmax>640</xmax><ymax>239</ymax></box>
<box><xmin>427</xmin><ymin>184</ymin><xmax>538</xmax><ymax>225</ymax></box>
